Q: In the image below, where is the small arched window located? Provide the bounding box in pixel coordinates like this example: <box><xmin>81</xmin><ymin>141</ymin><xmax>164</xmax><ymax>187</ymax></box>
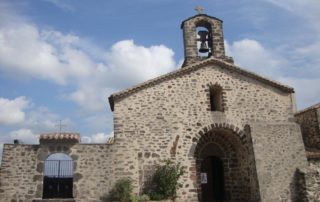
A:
<box><xmin>43</xmin><ymin>153</ymin><xmax>73</xmax><ymax>199</ymax></box>
<box><xmin>209</xmin><ymin>85</ymin><xmax>223</xmax><ymax>112</ymax></box>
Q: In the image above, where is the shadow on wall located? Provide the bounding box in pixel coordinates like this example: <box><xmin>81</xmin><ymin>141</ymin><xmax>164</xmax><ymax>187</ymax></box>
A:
<box><xmin>290</xmin><ymin>168</ymin><xmax>308</xmax><ymax>202</ymax></box>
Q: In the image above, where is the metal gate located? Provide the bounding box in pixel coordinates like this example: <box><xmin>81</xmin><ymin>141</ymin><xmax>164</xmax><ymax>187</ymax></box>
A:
<box><xmin>43</xmin><ymin>160</ymin><xmax>73</xmax><ymax>198</ymax></box>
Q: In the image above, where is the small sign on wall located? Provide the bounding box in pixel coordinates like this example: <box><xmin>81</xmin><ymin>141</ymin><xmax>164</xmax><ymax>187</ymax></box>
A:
<box><xmin>201</xmin><ymin>173</ymin><xmax>207</xmax><ymax>184</ymax></box>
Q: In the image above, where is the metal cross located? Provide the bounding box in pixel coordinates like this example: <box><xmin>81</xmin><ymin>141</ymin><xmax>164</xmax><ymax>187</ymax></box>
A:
<box><xmin>195</xmin><ymin>6</ymin><xmax>204</xmax><ymax>14</ymax></box>
<box><xmin>56</xmin><ymin>120</ymin><xmax>67</xmax><ymax>133</ymax></box>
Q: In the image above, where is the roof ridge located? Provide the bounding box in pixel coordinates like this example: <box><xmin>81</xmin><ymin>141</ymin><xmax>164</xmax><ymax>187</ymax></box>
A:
<box><xmin>108</xmin><ymin>57</ymin><xmax>294</xmax><ymax>111</ymax></box>
<box><xmin>180</xmin><ymin>14</ymin><xmax>223</xmax><ymax>28</ymax></box>
<box><xmin>295</xmin><ymin>102</ymin><xmax>320</xmax><ymax>115</ymax></box>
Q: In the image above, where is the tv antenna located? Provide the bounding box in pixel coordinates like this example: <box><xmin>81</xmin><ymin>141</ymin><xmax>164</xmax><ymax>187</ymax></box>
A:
<box><xmin>55</xmin><ymin>120</ymin><xmax>67</xmax><ymax>133</ymax></box>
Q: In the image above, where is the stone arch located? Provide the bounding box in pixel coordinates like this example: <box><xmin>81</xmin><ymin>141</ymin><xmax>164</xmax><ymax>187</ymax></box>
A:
<box><xmin>190</xmin><ymin>123</ymin><xmax>257</xmax><ymax>201</ymax></box>
<box><xmin>34</xmin><ymin>144</ymin><xmax>79</xmax><ymax>199</ymax></box>
<box><xmin>43</xmin><ymin>153</ymin><xmax>74</xmax><ymax>198</ymax></box>
<box><xmin>192</xmin><ymin>122</ymin><xmax>248</xmax><ymax>149</ymax></box>
<box><xmin>195</xmin><ymin>19</ymin><xmax>212</xmax><ymax>30</ymax></box>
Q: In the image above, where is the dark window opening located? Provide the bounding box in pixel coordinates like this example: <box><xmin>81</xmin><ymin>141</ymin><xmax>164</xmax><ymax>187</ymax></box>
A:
<box><xmin>43</xmin><ymin>153</ymin><xmax>73</xmax><ymax>199</ymax></box>
<box><xmin>209</xmin><ymin>86</ymin><xmax>223</xmax><ymax>112</ymax></box>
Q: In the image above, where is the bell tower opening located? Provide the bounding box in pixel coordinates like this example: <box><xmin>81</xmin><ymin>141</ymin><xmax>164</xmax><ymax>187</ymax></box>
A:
<box><xmin>196</xmin><ymin>21</ymin><xmax>212</xmax><ymax>58</ymax></box>
<box><xmin>181</xmin><ymin>9</ymin><xmax>233</xmax><ymax>67</ymax></box>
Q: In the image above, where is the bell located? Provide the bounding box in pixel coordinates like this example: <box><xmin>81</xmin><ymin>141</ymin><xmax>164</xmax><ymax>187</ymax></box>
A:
<box><xmin>198</xmin><ymin>30</ymin><xmax>209</xmax><ymax>53</ymax></box>
<box><xmin>198</xmin><ymin>30</ymin><xmax>208</xmax><ymax>41</ymax></box>
<box><xmin>199</xmin><ymin>42</ymin><xmax>209</xmax><ymax>53</ymax></box>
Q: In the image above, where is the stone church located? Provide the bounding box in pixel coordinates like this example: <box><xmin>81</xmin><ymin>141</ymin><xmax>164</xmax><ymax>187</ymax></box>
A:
<box><xmin>1</xmin><ymin>12</ymin><xmax>320</xmax><ymax>202</ymax></box>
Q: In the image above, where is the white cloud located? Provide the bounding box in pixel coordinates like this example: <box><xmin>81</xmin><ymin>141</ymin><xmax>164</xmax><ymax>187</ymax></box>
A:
<box><xmin>264</xmin><ymin>0</ymin><xmax>320</xmax><ymax>31</ymax></box>
<box><xmin>67</xmin><ymin>85</ymin><xmax>112</xmax><ymax>112</ymax></box>
<box><xmin>0</xmin><ymin>24</ymin><xmax>67</xmax><ymax>84</ymax></box>
<box><xmin>66</xmin><ymin>40</ymin><xmax>178</xmax><ymax>112</ymax></box>
<box><xmin>0</xmin><ymin>96</ymin><xmax>29</xmax><ymax>125</ymax></box>
<box><xmin>0</xmin><ymin>95</ymin><xmax>72</xmax><ymax>131</ymax></box>
<box><xmin>105</xmin><ymin>40</ymin><xmax>177</xmax><ymax>87</ymax></box>
<box><xmin>0</xmin><ymin>12</ymin><xmax>179</xmax><ymax>113</ymax></box>
<box><xmin>92</xmin><ymin>133</ymin><xmax>110</xmax><ymax>143</ymax></box>
<box><xmin>24</xmin><ymin>106</ymin><xmax>73</xmax><ymax>133</ymax></box>
<box><xmin>225</xmin><ymin>39</ymin><xmax>287</xmax><ymax>78</ymax></box>
<box><xmin>280</xmin><ymin>77</ymin><xmax>320</xmax><ymax>109</ymax></box>
<box><xmin>42</xmin><ymin>0</ymin><xmax>75</xmax><ymax>12</ymax></box>
<box><xmin>226</xmin><ymin>38</ymin><xmax>320</xmax><ymax>109</ymax></box>
<box><xmin>246</xmin><ymin>1</ymin><xmax>320</xmax><ymax>109</ymax></box>
<box><xmin>0</xmin><ymin>95</ymin><xmax>74</xmax><ymax>154</ymax></box>
<box><xmin>84</xmin><ymin>113</ymin><xmax>113</xmax><ymax>130</ymax></box>
<box><xmin>0</xmin><ymin>128</ymin><xmax>38</xmax><ymax>163</ymax></box>
<box><xmin>82</xmin><ymin>131</ymin><xmax>113</xmax><ymax>143</ymax></box>
<box><xmin>9</xmin><ymin>129</ymin><xmax>39</xmax><ymax>144</ymax></box>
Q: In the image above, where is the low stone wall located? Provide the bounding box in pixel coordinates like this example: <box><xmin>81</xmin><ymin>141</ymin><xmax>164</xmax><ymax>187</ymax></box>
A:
<box><xmin>0</xmin><ymin>142</ymin><xmax>116</xmax><ymax>202</ymax></box>
<box><xmin>305</xmin><ymin>159</ymin><xmax>320</xmax><ymax>201</ymax></box>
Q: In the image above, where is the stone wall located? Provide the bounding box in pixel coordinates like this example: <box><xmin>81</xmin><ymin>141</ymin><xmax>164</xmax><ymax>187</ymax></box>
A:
<box><xmin>0</xmin><ymin>142</ymin><xmax>115</xmax><ymax>202</ymax></box>
<box><xmin>112</xmin><ymin>63</ymin><xmax>306</xmax><ymax>201</ymax></box>
<box><xmin>295</xmin><ymin>104</ymin><xmax>320</xmax><ymax>150</ymax></box>
<box><xmin>249</xmin><ymin>122</ymin><xmax>307</xmax><ymax>201</ymax></box>
<box><xmin>0</xmin><ymin>144</ymin><xmax>39</xmax><ymax>201</ymax></box>
<box><xmin>305</xmin><ymin>159</ymin><xmax>320</xmax><ymax>201</ymax></box>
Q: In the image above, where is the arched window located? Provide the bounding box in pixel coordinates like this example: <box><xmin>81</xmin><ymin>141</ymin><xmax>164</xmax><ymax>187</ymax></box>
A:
<box><xmin>196</xmin><ymin>20</ymin><xmax>212</xmax><ymax>57</ymax></box>
<box><xmin>43</xmin><ymin>153</ymin><xmax>73</xmax><ymax>199</ymax></box>
<box><xmin>209</xmin><ymin>85</ymin><xmax>223</xmax><ymax>112</ymax></box>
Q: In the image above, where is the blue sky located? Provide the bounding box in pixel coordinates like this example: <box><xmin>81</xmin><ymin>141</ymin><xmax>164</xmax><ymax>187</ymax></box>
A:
<box><xmin>0</xmin><ymin>0</ymin><xmax>319</xmax><ymax>159</ymax></box>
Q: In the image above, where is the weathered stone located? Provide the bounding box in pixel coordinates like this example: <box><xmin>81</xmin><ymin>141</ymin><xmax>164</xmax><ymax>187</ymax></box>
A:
<box><xmin>0</xmin><ymin>12</ymin><xmax>318</xmax><ymax>202</ymax></box>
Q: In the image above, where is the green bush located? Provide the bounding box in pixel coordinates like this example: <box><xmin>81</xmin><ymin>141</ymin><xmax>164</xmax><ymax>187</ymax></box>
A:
<box><xmin>148</xmin><ymin>192</ymin><xmax>165</xmax><ymax>200</ymax></box>
<box><xmin>108</xmin><ymin>178</ymin><xmax>133</xmax><ymax>202</ymax></box>
<box><xmin>130</xmin><ymin>194</ymin><xmax>150</xmax><ymax>202</ymax></box>
<box><xmin>148</xmin><ymin>159</ymin><xmax>185</xmax><ymax>200</ymax></box>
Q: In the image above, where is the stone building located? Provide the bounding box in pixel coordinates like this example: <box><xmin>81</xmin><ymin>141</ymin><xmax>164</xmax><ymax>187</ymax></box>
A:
<box><xmin>294</xmin><ymin>103</ymin><xmax>320</xmax><ymax>201</ymax></box>
<box><xmin>0</xmin><ymin>12</ymin><xmax>319</xmax><ymax>202</ymax></box>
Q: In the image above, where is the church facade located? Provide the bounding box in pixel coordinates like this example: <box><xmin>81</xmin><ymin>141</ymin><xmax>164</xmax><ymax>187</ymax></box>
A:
<box><xmin>0</xmin><ymin>13</ymin><xmax>320</xmax><ymax>202</ymax></box>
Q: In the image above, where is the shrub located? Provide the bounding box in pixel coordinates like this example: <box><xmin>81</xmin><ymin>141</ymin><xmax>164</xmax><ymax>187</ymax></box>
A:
<box><xmin>108</xmin><ymin>178</ymin><xmax>133</xmax><ymax>202</ymax></box>
<box><xmin>130</xmin><ymin>194</ymin><xmax>150</xmax><ymax>202</ymax></box>
<box><xmin>148</xmin><ymin>159</ymin><xmax>185</xmax><ymax>200</ymax></box>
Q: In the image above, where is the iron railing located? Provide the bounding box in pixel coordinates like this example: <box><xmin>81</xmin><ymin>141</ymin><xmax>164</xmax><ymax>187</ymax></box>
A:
<box><xmin>44</xmin><ymin>160</ymin><xmax>73</xmax><ymax>178</ymax></box>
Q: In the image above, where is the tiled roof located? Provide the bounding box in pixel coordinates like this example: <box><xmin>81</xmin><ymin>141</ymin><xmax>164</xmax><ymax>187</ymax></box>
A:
<box><xmin>306</xmin><ymin>150</ymin><xmax>320</xmax><ymax>159</ymax></box>
<box><xmin>295</xmin><ymin>102</ymin><xmax>320</xmax><ymax>116</ymax></box>
<box><xmin>40</xmin><ymin>132</ymin><xmax>80</xmax><ymax>143</ymax></box>
<box><xmin>108</xmin><ymin>57</ymin><xmax>294</xmax><ymax>111</ymax></box>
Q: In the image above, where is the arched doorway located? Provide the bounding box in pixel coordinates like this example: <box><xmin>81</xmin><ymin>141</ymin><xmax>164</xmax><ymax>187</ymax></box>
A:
<box><xmin>43</xmin><ymin>153</ymin><xmax>73</xmax><ymax>199</ymax></box>
<box><xmin>194</xmin><ymin>127</ymin><xmax>257</xmax><ymax>202</ymax></box>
